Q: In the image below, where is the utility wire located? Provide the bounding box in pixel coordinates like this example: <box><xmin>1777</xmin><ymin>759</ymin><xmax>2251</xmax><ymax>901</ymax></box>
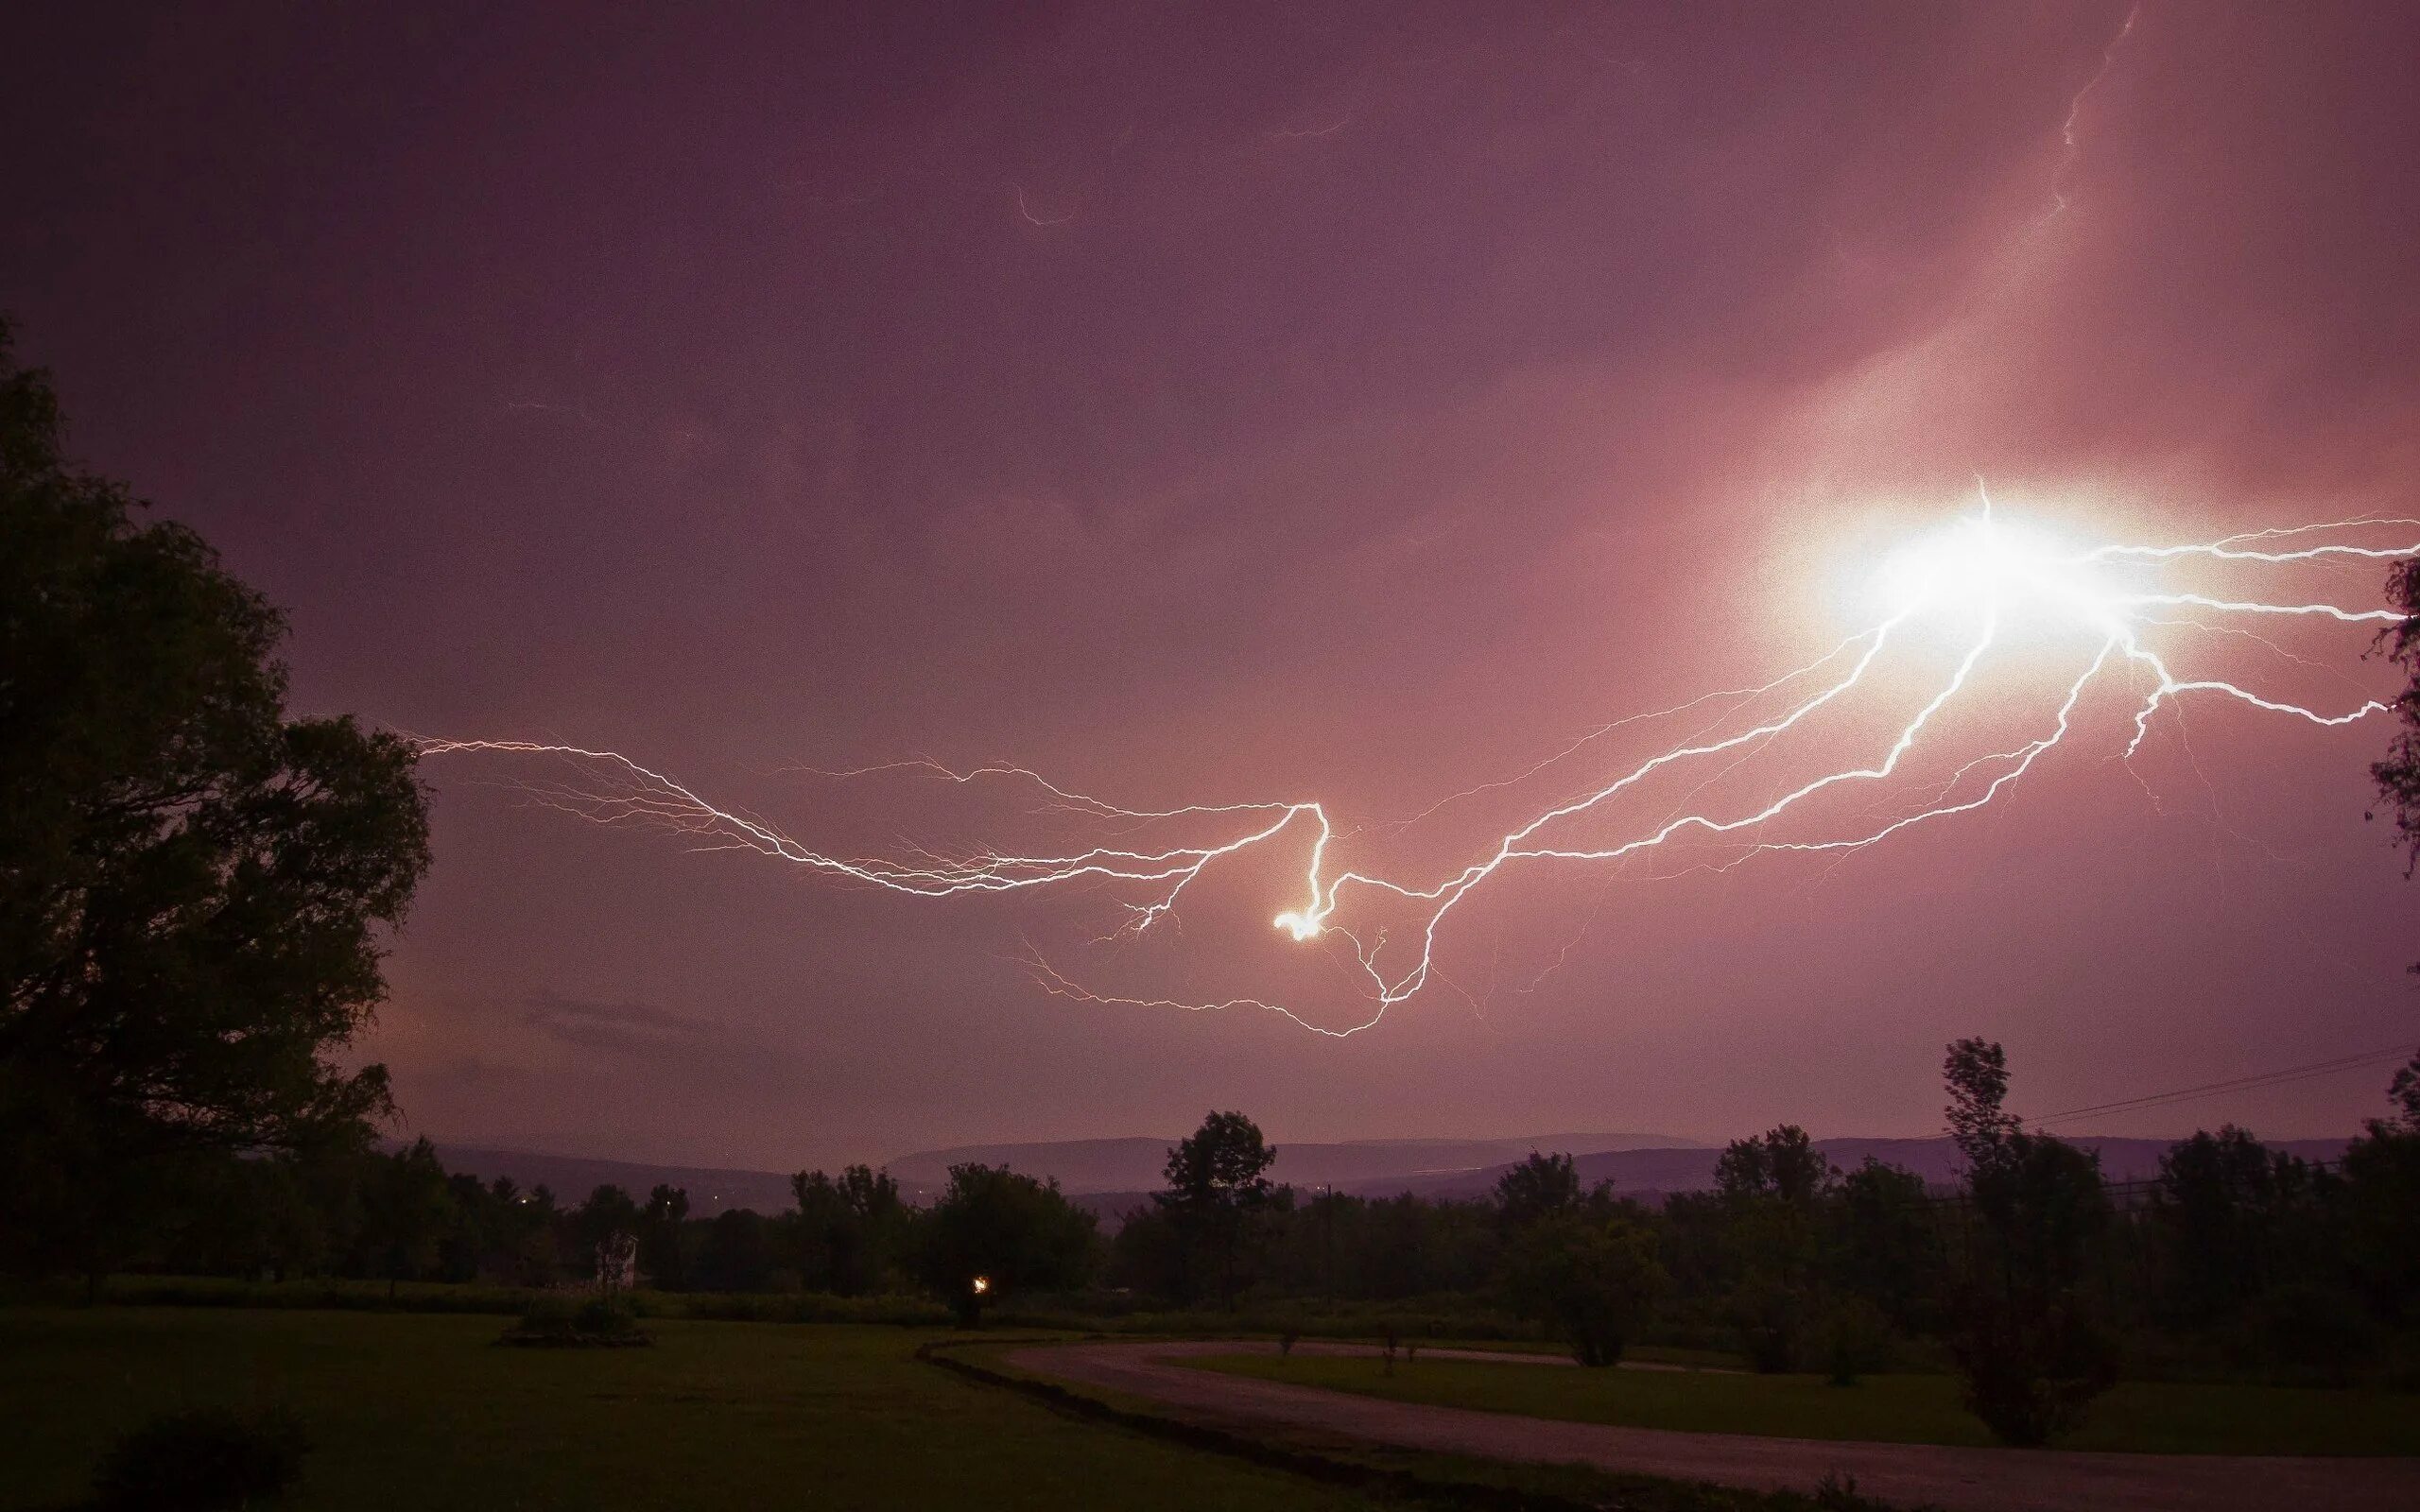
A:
<box><xmin>2030</xmin><ymin>1043</ymin><xmax>2411</xmax><ymax>1130</ymax></box>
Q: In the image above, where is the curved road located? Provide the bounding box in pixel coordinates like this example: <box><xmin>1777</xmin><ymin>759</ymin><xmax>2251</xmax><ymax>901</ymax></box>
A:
<box><xmin>1004</xmin><ymin>1340</ymin><xmax>2420</xmax><ymax>1512</ymax></box>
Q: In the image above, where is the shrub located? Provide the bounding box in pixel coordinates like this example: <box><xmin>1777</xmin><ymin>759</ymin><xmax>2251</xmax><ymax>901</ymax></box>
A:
<box><xmin>1949</xmin><ymin>1294</ymin><xmax>2118</xmax><ymax>1446</ymax></box>
<box><xmin>1503</xmin><ymin>1211</ymin><xmax>1669</xmax><ymax>1367</ymax></box>
<box><xmin>497</xmin><ymin>1293</ymin><xmax>650</xmax><ymax>1347</ymax></box>
<box><xmin>1812</xmin><ymin>1297</ymin><xmax>1897</xmax><ymax>1385</ymax></box>
<box><xmin>91</xmin><ymin>1406</ymin><xmax>308</xmax><ymax>1511</ymax></box>
<box><xmin>2230</xmin><ymin>1282</ymin><xmax>2376</xmax><ymax>1387</ymax></box>
<box><xmin>1731</xmin><ymin>1277</ymin><xmax>1805</xmax><ymax>1374</ymax></box>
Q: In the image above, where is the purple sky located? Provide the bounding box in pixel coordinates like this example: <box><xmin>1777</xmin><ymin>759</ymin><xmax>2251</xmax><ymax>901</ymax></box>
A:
<box><xmin>8</xmin><ymin>3</ymin><xmax>2417</xmax><ymax>1171</ymax></box>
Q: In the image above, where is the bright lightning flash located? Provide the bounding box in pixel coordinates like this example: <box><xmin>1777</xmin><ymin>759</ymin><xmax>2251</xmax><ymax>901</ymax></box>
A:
<box><xmin>416</xmin><ymin>500</ymin><xmax>2417</xmax><ymax>1038</ymax></box>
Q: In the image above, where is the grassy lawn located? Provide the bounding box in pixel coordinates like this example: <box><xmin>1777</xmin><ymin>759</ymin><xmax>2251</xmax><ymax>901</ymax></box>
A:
<box><xmin>1186</xmin><ymin>1352</ymin><xmax>2420</xmax><ymax>1457</ymax></box>
<box><xmin>0</xmin><ymin>1307</ymin><xmax>1379</xmax><ymax>1512</ymax></box>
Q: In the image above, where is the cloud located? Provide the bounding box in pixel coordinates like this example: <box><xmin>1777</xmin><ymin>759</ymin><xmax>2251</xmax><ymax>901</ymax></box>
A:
<box><xmin>520</xmin><ymin>989</ymin><xmax>738</xmax><ymax>1058</ymax></box>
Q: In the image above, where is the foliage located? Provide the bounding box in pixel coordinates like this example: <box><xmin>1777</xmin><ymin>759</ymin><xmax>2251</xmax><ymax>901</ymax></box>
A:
<box><xmin>499</xmin><ymin>1292</ymin><xmax>649</xmax><ymax>1347</ymax></box>
<box><xmin>639</xmin><ymin>1184</ymin><xmax>689</xmax><ymax>1290</ymax></box>
<box><xmin>1809</xmin><ymin>1297</ymin><xmax>1897</xmax><ymax>1386</ymax></box>
<box><xmin>2145</xmin><ymin>1125</ymin><xmax>2336</xmax><ymax>1328</ymax></box>
<box><xmin>917</xmin><ymin>1162</ymin><xmax>1097</xmax><ymax>1324</ymax></box>
<box><xmin>1153</xmin><ymin>1109</ymin><xmax>1278</xmax><ymax>1306</ymax></box>
<box><xmin>360</xmin><ymin>1140</ymin><xmax>456</xmax><ymax>1297</ymax></box>
<box><xmin>2340</xmin><ymin>1070</ymin><xmax>2420</xmax><ymax>1322</ymax></box>
<box><xmin>1493</xmin><ymin>1150</ymin><xmax>1580</xmax><ymax>1229</ymax></box>
<box><xmin>1713</xmin><ymin>1125</ymin><xmax>1833</xmax><ymax>1372</ymax></box>
<box><xmin>694</xmin><ymin>1209</ymin><xmax>778</xmax><ymax>1294</ymax></box>
<box><xmin>1939</xmin><ymin>1039</ymin><xmax>2118</xmax><ymax>1445</ymax></box>
<box><xmin>1829</xmin><ymin>1159</ymin><xmax>1941</xmax><ymax>1334</ymax></box>
<box><xmin>90</xmin><ymin>1405</ymin><xmax>308</xmax><ymax>1511</ymax></box>
<box><xmin>791</xmin><ymin>1163</ymin><xmax>908</xmax><ymax>1295</ymax></box>
<box><xmin>0</xmin><ymin>323</ymin><xmax>430</xmax><ymax>1283</ymax></box>
<box><xmin>2369</xmin><ymin>557</ymin><xmax>2420</xmax><ymax>878</ymax></box>
<box><xmin>1502</xmin><ymin>1210</ymin><xmax>1669</xmax><ymax>1366</ymax></box>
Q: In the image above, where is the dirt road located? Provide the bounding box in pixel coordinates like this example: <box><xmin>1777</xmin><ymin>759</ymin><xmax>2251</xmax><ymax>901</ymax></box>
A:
<box><xmin>1004</xmin><ymin>1340</ymin><xmax>2420</xmax><ymax>1512</ymax></box>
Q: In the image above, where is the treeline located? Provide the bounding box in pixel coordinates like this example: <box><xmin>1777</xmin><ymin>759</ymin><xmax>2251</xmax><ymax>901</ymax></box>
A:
<box><xmin>12</xmin><ymin>1040</ymin><xmax>2417</xmax><ymax>1438</ymax></box>
<box><xmin>2</xmin><ymin>1142</ymin><xmax>1094</xmax><ymax>1325</ymax></box>
<box><xmin>1105</xmin><ymin>1041</ymin><xmax>2420</xmax><ymax>1440</ymax></box>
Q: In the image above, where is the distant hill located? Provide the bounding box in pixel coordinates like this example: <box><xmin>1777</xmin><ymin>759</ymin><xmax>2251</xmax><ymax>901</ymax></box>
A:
<box><xmin>883</xmin><ymin>1131</ymin><xmax>1707</xmax><ymax>1195</ymax></box>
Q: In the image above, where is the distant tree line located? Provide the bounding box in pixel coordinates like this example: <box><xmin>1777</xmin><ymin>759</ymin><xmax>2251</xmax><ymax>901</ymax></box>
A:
<box><xmin>13</xmin><ymin>1041</ymin><xmax>2417</xmax><ymax>1446</ymax></box>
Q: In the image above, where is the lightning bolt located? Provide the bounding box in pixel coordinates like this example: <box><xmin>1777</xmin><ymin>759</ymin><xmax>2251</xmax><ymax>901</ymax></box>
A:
<box><xmin>415</xmin><ymin>501</ymin><xmax>2418</xmax><ymax>1038</ymax></box>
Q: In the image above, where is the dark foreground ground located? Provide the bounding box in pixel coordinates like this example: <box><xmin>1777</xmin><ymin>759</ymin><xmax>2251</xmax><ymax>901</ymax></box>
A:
<box><xmin>0</xmin><ymin>1308</ymin><xmax>1370</xmax><ymax>1512</ymax></box>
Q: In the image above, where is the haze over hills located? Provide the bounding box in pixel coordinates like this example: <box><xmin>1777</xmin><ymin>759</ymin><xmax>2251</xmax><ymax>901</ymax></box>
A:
<box><xmin>880</xmin><ymin>1131</ymin><xmax>1707</xmax><ymax>1194</ymax></box>
<box><xmin>426</xmin><ymin>1130</ymin><xmax>2352</xmax><ymax>1223</ymax></box>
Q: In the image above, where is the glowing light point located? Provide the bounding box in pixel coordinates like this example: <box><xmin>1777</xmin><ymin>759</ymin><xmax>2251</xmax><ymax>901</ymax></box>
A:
<box><xmin>1273</xmin><ymin>911</ymin><xmax>1322</xmax><ymax>941</ymax></box>
<box><xmin>971</xmin><ymin>1275</ymin><xmax>990</xmax><ymax>1296</ymax></box>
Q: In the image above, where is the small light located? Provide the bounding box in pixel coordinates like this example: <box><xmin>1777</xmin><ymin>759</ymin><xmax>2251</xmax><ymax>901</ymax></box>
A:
<box><xmin>971</xmin><ymin>1275</ymin><xmax>991</xmax><ymax>1295</ymax></box>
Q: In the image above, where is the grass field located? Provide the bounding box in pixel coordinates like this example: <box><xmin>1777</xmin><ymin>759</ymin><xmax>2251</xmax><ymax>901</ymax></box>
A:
<box><xmin>1188</xmin><ymin>1351</ymin><xmax>2420</xmax><ymax>1456</ymax></box>
<box><xmin>0</xmin><ymin>1308</ymin><xmax>1379</xmax><ymax>1512</ymax></box>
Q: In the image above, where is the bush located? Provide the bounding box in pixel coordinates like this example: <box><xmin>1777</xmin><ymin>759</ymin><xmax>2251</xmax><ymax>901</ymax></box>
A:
<box><xmin>92</xmin><ymin>1406</ymin><xmax>308</xmax><ymax>1511</ymax></box>
<box><xmin>1811</xmin><ymin>1297</ymin><xmax>1897</xmax><ymax>1385</ymax></box>
<box><xmin>497</xmin><ymin>1293</ymin><xmax>650</xmax><ymax>1347</ymax></box>
<box><xmin>1950</xmin><ymin>1295</ymin><xmax>2118</xmax><ymax>1446</ymax></box>
<box><xmin>1730</xmin><ymin>1278</ymin><xmax>1805</xmax><ymax>1374</ymax></box>
<box><xmin>1503</xmin><ymin>1212</ymin><xmax>1669</xmax><ymax>1367</ymax></box>
<box><xmin>2229</xmin><ymin>1282</ymin><xmax>2376</xmax><ymax>1387</ymax></box>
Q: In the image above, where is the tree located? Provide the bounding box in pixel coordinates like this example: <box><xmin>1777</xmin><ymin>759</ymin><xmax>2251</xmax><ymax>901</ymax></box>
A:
<box><xmin>2369</xmin><ymin>558</ymin><xmax>2420</xmax><ymax>889</ymax></box>
<box><xmin>572</xmin><ymin>1183</ymin><xmax>643</xmax><ymax>1284</ymax></box>
<box><xmin>493</xmin><ymin>1181</ymin><xmax>559</xmax><ymax>1287</ymax></box>
<box><xmin>0</xmin><ymin>323</ymin><xmax>431</xmax><ymax>1282</ymax></box>
<box><xmin>1494</xmin><ymin>1151</ymin><xmax>1580</xmax><ymax>1230</ymax></box>
<box><xmin>1715</xmin><ymin>1125</ymin><xmax>1833</xmax><ymax>1371</ymax></box>
<box><xmin>1944</xmin><ymin>1039</ymin><xmax>2020</xmax><ymax>1160</ymax></box>
<box><xmin>1502</xmin><ymin>1210</ymin><xmax>1669</xmax><ymax>1366</ymax></box>
<box><xmin>2341</xmin><ymin>1050</ymin><xmax>2420</xmax><ymax>1321</ymax></box>
<box><xmin>358</xmin><ymin>1138</ymin><xmax>457</xmax><ymax>1297</ymax></box>
<box><xmin>1153</xmin><ymin>1110</ymin><xmax>1277</xmax><ymax>1306</ymax></box>
<box><xmin>792</xmin><ymin>1163</ymin><xmax>905</xmax><ymax>1295</ymax></box>
<box><xmin>639</xmin><ymin>1185</ymin><xmax>689</xmax><ymax>1291</ymax></box>
<box><xmin>2148</xmin><ymin>1126</ymin><xmax>2329</xmax><ymax>1327</ymax></box>
<box><xmin>694</xmin><ymin>1209</ymin><xmax>776</xmax><ymax>1293</ymax></box>
<box><xmin>1940</xmin><ymin>1040</ymin><xmax>2117</xmax><ymax>1446</ymax></box>
<box><xmin>1830</xmin><ymin>1158</ymin><xmax>1942</xmax><ymax>1334</ymax></box>
<box><xmin>1714</xmin><ymin>1125</ymin><xmax>1833</xmax><ymax>1206</ymax></box>
<box><xmin>917</xmin><ymin>1163</ymin><xmax>1096</xmax><ymax>1325</ymax></box>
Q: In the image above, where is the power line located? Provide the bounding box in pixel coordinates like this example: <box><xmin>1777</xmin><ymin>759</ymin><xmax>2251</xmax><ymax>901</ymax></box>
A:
<box><xmin>2031</xmin><ymin>1044</ymin><xmax>2411</xmax><ymax>1130</ymax></box>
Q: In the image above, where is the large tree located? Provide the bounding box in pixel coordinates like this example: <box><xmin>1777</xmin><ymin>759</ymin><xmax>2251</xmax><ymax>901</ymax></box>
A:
<box><xmin>1940</xmin><ymin>1039</ymin><xmax>2118</xmax><ymax>1446</ymax></box>
<box><xmin>0</xmin><ymin>322</ymin><xmax>430</xmax><ymax>1277</ymax></box>
<box><xmin>1154</xmin><ymin>1109</ymin><xmax>1277</xmax><ymax>1307</ymax></box>
<box><xmin>1714</xmin><ymin>1125</ymin><xmax>1834</xmax><ymax>1371</ymax></box>
<box><xmin>2371</xmin><ymin>558</ymin><xmax>2420</xmax><ymax>879</ymax></box>
<box><xmin>917</xmin><ymin>1162</ymin><xmax>1097</xmax><ymax>1325</ymax></box>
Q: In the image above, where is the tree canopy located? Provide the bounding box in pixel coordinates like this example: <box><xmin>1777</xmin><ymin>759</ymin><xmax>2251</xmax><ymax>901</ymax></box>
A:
<box><xmin>0</xmin><ymin>320</ymin><xmax>430</xmax><ymax>1274</ymax></box>
<box><xmin>2370</xmin><ymin>558</ymin><xmax>2420</xmax><ymax>876</ymax></box>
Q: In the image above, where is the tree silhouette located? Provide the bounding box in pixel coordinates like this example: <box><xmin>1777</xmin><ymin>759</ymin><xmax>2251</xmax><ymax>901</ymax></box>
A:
<box><xmin>1154</xmin><ymin>1110</ymin><xmax>1277</xmax><ymax>1307</ymax></box>
<box><xmin>2369</xmin><ymin>558</ymin><xmax>2420</xmax><ymax>888</ymax></box>
<box><xmin>0</xmin><ymin>321</ymin><xmax>431</xmax><ymax>1288</ymax></box>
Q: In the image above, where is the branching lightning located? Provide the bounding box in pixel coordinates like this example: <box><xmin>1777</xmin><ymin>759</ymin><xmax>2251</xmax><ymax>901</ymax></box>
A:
<box><xmin>417</xmin><ymin>499</ymin><xmax>2419</xmax><ymax>1038</ymax></box>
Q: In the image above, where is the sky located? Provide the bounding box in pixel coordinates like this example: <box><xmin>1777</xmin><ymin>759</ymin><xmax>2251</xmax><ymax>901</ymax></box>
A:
<box><xmin>6</xmin><ymin>2</ymin><xmax>2418</xmax><ymax>1171</ymax></box>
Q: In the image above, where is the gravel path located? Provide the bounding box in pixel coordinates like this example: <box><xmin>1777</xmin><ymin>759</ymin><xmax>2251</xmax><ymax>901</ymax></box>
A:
<box><xmin>1004</xmin><ymin>1339</ymin><xmax>2420</xmax><ymax>1512</ymax></box>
